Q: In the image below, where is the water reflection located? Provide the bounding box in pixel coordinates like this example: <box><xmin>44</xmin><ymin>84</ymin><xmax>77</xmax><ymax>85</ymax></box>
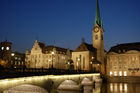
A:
<box><xmin>56</xmin><ymin>83</ymin><xmax>101</xmax><ymax>93</ymax></box>
<box><xmin>82</xmin><ymin>83</ymin><xmax>140</xmax><ymax>93</ymax></box>
<box><xmin>83</xmin><ymin>86</ymin><xmax>93</xmax><ymax>93</ymax></box>
<box><xmin>109</xmin><ymin>83</ymin><xmax>128</xmax><ymax>93</ymax></box>
<box><xmin>2</xmin><ymin>81</ymin><xmax>140</xmax><ymax>93</ymax></box>
<box><xmin>57</xmin><ymin>90</ymin><xmax>80</xmax><ymax>93</ymax></box>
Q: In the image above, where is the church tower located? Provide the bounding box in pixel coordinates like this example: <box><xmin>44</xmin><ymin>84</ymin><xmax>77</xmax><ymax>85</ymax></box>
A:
<box><xmin>92</xmin><ymin>0</ymin><xmax>105</xmax><ymax>74</ymax></box>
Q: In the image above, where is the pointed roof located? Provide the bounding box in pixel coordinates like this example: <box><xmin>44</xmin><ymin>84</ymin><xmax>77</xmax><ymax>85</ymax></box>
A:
<box><xmin>95</xmin><ymin>0</ymin><xmax>102</xmax><ymax>27</ymax></box>
<box><xmin>74</xmin><ymin>42</ymin><xmax>96</xmax><ymax>52</ymax></box>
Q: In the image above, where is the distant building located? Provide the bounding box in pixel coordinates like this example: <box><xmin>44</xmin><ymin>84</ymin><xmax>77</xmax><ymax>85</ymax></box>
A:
<box><xmin>25</xmin><ymin>40</ymin><xmax>71</xmax><ymax>69</ymax></box>
<box><xmin>11</xmin><ymin>52</ymin><xmax>25</xmax><ymax>68</ymax></box>
<box><xmin>107</xmin><ymin>42</ymin><xmax>140</xmax><ymax>76</ymax></box>
<box><xmin>0</xmin><ymin>40</ymin><xmax>12</xmax><ymax>67</ymax></box>
<box><xmin>0</xmin><ymin>40</ymin><xmax>25</xmax><ymax>68</ymax></box>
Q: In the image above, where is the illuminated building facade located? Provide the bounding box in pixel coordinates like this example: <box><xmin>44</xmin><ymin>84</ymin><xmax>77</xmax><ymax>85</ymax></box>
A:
<box><xmin>0</xmin><ymin>40</ymin><xmax>25</xmax><ymax>68</ymax></box>
<box><xmin>107</xmin><ymin>43</ymin><xmax>140</xmax><ymax>76</ymax></box>
<box><xmin>0</xmin><ymin>40</ymin><xmax>12</xmax><ymax>67</ymax></box>
<box><xmin>11</xmin><ymin>52</ymin><xmax>25</xmax><ymax>68</ymax></box>
<box><xmin>25</xmin><ymin>40</ymin><xmax>71</xmax><ymax>69</ymax></box>
<box><xmin>0</xmin><ymin>41</ymin><xmax>12</xmax><ymax>61</ymax></box>
<box><xmin>72</xmin><ymin>41</ymin><xmax>97</xmax><ymax>71</ymax></box>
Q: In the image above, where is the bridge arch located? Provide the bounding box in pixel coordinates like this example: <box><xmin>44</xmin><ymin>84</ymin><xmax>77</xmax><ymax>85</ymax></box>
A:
<box><xmin>57</xmin><ymin>79</ymin><xmax>80</xmax><ymax>90</ymax></box>
<box><xmin>81</xmin><ymin>77</ymin><xmax>93</xmax><ymax>86</ymax></box>
<box><xmin>3</xmin><ymin>84</ymin><xmax>48</xmax><ymax>93</ymax></box>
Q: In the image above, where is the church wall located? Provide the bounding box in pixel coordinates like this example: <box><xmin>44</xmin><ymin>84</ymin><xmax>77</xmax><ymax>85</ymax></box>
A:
<box><xmin>72</xmin><ymin>51</ymin><xmax>91</xmax><ymax>71</ymax></box>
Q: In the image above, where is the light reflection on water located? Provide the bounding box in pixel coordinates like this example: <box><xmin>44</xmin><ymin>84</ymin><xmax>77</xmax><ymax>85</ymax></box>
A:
<box><xmin>108</xmin><ymin>83</ymin><xmax>140</xmax><ymax>93</ymax></box>
<box><xmin>57</xmin><ymin>83</ymin><xmax>140</xmax><ymax>93</ymax></box>
<box><xmin>56</xmin><ymin>83</ymin><xmax>101</xmax><ymax>93</ymax></box>
<box><xmin>1</xmin><ymin>82</ymin><xmax>140</xmax><ymax>93</ymax></box>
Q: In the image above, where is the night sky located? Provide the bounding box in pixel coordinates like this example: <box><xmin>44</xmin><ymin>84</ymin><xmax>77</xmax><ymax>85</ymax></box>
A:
<box><xmin>0</xmin><ymin>0</ymin><xmax>140</xmax><ymax>53</ymax></box>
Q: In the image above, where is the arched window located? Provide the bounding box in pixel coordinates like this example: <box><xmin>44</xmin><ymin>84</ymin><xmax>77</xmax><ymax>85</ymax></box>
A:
<box><xmin>95</xmin><ymin>35</ymin><xmax>98</xmax><ymax>40</ymax></box>
<box><xmin>101</xmin><ymin>34</ymin><xmax>103</xmax><ymax>40</ymax></box>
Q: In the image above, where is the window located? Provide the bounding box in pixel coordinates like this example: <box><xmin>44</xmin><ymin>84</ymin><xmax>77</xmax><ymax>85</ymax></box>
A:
<box><xmin>83</xmin><ymin>57</ymin><xmax>85</xmax><ymax>69</ymax></box>
<box><xmin>119</xmin><ymin>71</ymin><xmax>122</xmax><ymax>76</ymax></box>
<box><xmin>119</xmin><ymin>65</ymin><xmax>122</xmax><ymax>69</ymax></box>
<box><xmin>124</xmin><ymin>71</ymin><xmax>127</xmax><ymax>76</ymax></box>
<box><xmin>110</xmin><ymin>71</ymin><xmax>113</xmax><ymax>76</ymax></box>
<box><xmin>95</xmin><ymin>35</ymin><xmax>98</xmax><ymax>40</ymax></box>
<box><xmin>114</xmin><ymin>66</ymin><xmax>117</xmax><ymax>69</ymax></box>
<box><xmin>114</xmin><ymin>71</ymin><xmax>117</xmax><ymax>76</ymax></box>
<box><xmin>101</xmin><ymin>34</ymin><xmax>103</xmax><ymax>40</ymax></box>
<box><xmin>124</xmin><ymin>66</ymin><xmax>127</xmax><ymax>69</ymax></box>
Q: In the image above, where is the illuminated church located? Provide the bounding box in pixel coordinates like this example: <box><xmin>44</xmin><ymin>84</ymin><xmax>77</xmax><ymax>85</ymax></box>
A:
<box><xmin>72</xmin><ymin>0</ymin><xmax>105</xmax><ymax>74</ymax></box>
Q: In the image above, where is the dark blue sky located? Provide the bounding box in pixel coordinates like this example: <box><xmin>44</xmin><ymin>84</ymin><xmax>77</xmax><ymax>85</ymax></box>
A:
<box><xmin>0</xmin><ymin>0</ymin><xmax>140</xmax><ymax>53</ymax></box>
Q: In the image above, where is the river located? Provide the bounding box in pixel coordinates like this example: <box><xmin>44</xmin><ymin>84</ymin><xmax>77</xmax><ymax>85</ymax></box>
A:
<box><xmin>53</xmin><ymin>83</ymin><xmax>140</xmax><ymax>93</ymax></box>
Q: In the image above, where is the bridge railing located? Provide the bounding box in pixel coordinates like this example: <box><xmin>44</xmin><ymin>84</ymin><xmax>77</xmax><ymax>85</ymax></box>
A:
<box><xmin>0</xmin><ymin>68</ymin><xmax>100</xmax><ymax>79</ymax></box>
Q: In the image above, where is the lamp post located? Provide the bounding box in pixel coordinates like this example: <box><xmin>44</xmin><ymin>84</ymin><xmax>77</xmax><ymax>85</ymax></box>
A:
<box><xmin>90</xmin><ymin>61</ymin><xmax>93</xmax><ymax>72</ymax></box>
<box><xmin>11</xmin><ymin>53</ymin><xmax>15</xmax><ymax>68</ymax></box>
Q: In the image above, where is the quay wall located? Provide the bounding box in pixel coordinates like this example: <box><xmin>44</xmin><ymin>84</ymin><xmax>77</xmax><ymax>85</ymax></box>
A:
<box><xmin>107</xmin><ymin>76</ymin><xmax>140</xmax><ymax>83</ymax></box>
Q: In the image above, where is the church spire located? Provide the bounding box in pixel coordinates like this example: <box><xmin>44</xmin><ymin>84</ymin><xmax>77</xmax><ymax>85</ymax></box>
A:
<box><xmin>95</xmin><ymin>0</ymin><xmax>102</xmax><ymax>27</ymax></box>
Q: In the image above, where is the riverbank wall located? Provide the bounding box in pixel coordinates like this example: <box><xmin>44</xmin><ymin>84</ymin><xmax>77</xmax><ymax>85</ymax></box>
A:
<box><xmin>107</xmin><ymin>76</ymin><xmax>140</xmax><ymax>83</ymax></box>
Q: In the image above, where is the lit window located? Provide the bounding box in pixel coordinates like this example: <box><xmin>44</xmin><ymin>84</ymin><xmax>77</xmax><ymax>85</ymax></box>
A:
<box><xmin>6</xmin><ymin>47</ymin><xmax>9</xmax><ymax>50</ymax></box>
<box><xmin>119</xmin><ymin>71</ymin><xmax>122</xmax><ymax>76</ymax></box>
<box><xmin>1</xmin><ymin>47</ymin><xmax>4</xmax><ymax>50</ymax></box>
<box><xmin>95</xmin><ymin>35</ymin><xmax>98</xmax><ymax>40</ymax></box>
<box><xmin>15</xmin><ymin>57</ymin><xmax>17</xmax><ymax>60</ymax></box>
<box><xmin>110</xmin><ymin>71</ymin><xmax>113</xmax><ymax>76</ymax></box>
<box><xmin>77</xmin><ymin>62</ymin><xmax>78</xmax><ymax>67</ymax></box>
<box><xmin>124</xmin><ymin>71</ymin><xmax>127</xmax><ymax>76</ymax></box>
<box><xmin>18</xmin><ymin>58</ymin><xmax>21</xmax><ymax>60</ymax></box>
<box><xmin>114</xmin><ymin>71</ymin><xmax>117</xmax><ymax>76</ymax></box>
<box><xmin>78</xmin><ymin>58</ymin><xmax>80</xmax><ymax>61</ymax></box>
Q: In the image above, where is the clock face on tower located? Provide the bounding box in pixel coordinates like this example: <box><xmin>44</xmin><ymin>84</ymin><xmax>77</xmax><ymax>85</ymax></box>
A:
<box><xmin>94</xmin><ymin>27</ymin><xmax>99</xmax><ymax>33</ymax></box>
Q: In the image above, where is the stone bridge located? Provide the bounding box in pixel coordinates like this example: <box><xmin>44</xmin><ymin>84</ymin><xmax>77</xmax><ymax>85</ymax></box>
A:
<box><xmin>0</xmin><ymin>73</ymin><xmax>100</xmax><ymax>92</ymax></box>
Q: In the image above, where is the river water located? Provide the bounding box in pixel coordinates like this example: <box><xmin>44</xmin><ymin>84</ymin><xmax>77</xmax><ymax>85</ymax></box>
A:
<box><xmin>2</xmin><ymin>82</ymin><xmax>140</xmax><ymax>93</ymax></box>
<box><xmin>53</xmin><ymin>83</ymin><xmax>140</xmax><ymax>93</ymax></box>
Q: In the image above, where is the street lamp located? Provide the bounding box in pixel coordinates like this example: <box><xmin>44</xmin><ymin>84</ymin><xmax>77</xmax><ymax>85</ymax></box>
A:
<box><xmin>11</xmin><ymin>53</ymin><xmax>15</xmax><ymax>57</ymax></box>
<box><xmin>90</xmin><ymin>61</ymin><xmax>93</xmax><ymax>72</ymax></box>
